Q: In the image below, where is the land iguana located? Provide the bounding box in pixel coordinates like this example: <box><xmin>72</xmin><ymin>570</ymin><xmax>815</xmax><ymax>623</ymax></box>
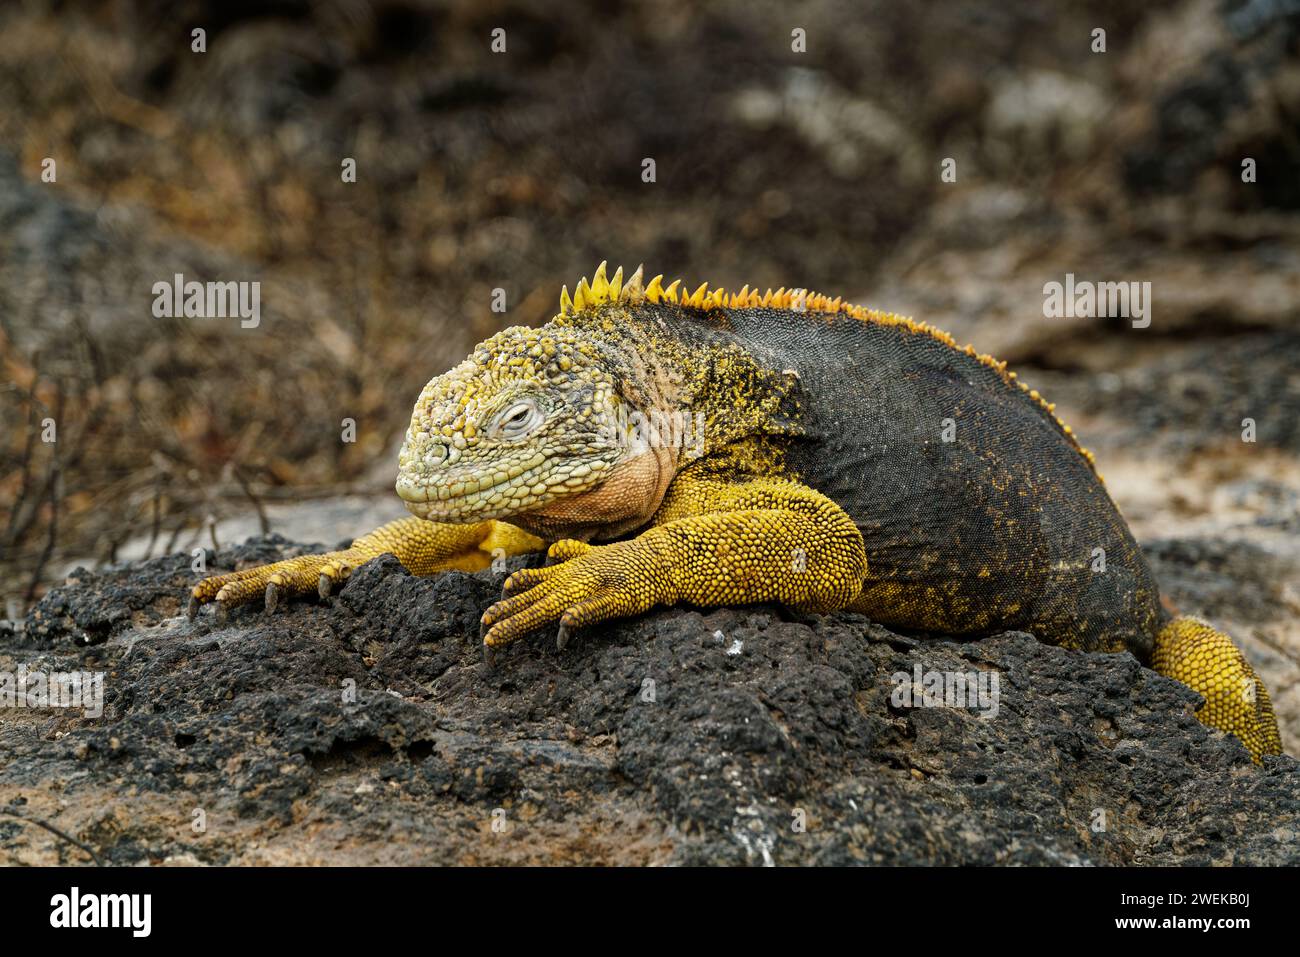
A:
<box><xmin>188</xmin><ymin>262</ymin><xmax>1284</xmax><ymax>762</ymax></box>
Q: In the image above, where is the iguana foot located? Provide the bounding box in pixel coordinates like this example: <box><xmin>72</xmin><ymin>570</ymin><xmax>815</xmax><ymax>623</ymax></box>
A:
<box><xmin>188</xmin><ymin>518</ymin><xmax>543</xmax><ymax>618</ymax></box>
<box><xmin>188</xmin><ymin>549</ymin><xmax>367</xmax><ymax>619</ymax></box>
<box><xmin>480</xmin><ymin>537</ymin><xmax>674</xmax><ymax>655</ymax></box>
<box><xmin>478</xmin><ymin>481</ymin><xmax>869</xmax><ymax>659</ymax></box>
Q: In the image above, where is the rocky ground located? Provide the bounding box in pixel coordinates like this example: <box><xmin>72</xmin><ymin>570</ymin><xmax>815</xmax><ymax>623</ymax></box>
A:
<box><xmin>2</xmin><ymin>539</ymin><xmax>1298</xmax><ymax>866</ymax></box>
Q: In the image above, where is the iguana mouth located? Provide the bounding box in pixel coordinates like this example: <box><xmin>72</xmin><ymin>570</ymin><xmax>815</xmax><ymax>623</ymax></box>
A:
<box><xmin>395</xmin><ymin>454</ymin><xmax>545</xmax><ymax>505</ymax></box>
<box><xmin>398</xmin><ymin>482</ymin><xmax>527</xmax><ymax>523</ymax></box>
<box><xmin>396</xmin><ymin>459</ymin><xmax>544</xmax><ymax>515</ymax></box>
<box><xmin>396</xmin><ymin>452</ymin><xmax>613</xmax><ymax>524</ymax></box>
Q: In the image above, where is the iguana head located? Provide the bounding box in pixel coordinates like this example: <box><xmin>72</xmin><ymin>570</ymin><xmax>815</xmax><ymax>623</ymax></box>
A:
<box><xmin>396</xmin><ymin>324</ymin><xmax>639</xmax><ymax>530</ymax></box>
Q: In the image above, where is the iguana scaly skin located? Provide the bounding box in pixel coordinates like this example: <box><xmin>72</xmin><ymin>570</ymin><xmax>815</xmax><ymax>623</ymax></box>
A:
<box><xmin>189</xmin><ymin>262</ymin><xmax>1284</xmax><ymax>762</ymax></box>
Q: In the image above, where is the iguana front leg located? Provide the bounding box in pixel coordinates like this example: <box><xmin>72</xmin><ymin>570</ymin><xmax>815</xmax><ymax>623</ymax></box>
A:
<box><xmin>479</xmin><ymin>477</ymin><xmax>867</xmax><ymax>659</ymax></box>
<box><xmin>189</xmin><ymin>517</ymin><xmax>544</xmax><ymax>617</ymax></box>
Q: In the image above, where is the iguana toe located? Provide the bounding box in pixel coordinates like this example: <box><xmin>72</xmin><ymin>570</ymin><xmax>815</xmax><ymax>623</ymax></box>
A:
<box><xmin>501</xmin><ymin>564</ymin><xmax>567</xmax><ymax>597</ymax></box>
<box><xmin>547</xmin><ymin>539</ymin><xmax>593</xmax><ymax>563</ymax></box>
<box><xmin>317</xmin><ymin>560</ymin><xmax>353</xmax><ymax>599</ymax></box>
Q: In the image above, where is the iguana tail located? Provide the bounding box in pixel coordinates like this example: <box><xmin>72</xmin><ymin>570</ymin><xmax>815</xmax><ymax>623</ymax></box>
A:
<box><xmin>1152</xmin><ymin>616</ymin><xmax>1283</xmax><ymax>763</ymax></box>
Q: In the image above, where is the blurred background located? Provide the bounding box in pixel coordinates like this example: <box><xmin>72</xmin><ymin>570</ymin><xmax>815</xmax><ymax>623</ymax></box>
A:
<box><xmin>1</xmin><ymin>0</ymin><xmax>1298</xmax><ymax>739</ymax></box>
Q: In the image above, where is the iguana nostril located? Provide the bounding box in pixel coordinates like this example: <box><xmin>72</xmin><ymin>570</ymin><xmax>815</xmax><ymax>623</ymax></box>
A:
<box><xmin>424</xmin><ymin>443</ymin><xmax>449</xmax><ymax>467</ymax></box>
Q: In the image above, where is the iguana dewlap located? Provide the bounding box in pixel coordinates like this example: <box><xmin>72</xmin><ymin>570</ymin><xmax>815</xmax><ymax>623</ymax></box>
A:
<box><xmin>189</xmin><ymin>262</ymin><xmax>1283</xmax><ymax>762</ymax></box>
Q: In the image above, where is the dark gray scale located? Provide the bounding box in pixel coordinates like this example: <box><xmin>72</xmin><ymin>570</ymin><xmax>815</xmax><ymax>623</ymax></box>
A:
<box><xmin>693</xmin><ymin>305</ymin><xmax>1165</xmax><ymax>657</ymax></box>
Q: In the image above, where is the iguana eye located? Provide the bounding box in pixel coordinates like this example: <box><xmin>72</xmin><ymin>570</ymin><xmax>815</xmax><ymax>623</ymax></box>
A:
<box><xmin>493</xmin><ymin>398</ymin><xmax>543</xmax><ymax>440</ymax></box>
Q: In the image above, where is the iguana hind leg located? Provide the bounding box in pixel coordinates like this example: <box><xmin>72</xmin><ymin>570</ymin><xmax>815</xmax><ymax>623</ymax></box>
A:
<box><xmin>1153</xmin><ymin>616</ymin><xmax>1282</xmax><ymax>763</ymax></box>
<box><xmin>479</xmin><ymin>476</ymin><xmax>867</xmax><ymax>656</ymax></box>
<box><xmin>188</xmin><ymin>517</ymin><xmax>543</xmax><ymax>616</ymax></box>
